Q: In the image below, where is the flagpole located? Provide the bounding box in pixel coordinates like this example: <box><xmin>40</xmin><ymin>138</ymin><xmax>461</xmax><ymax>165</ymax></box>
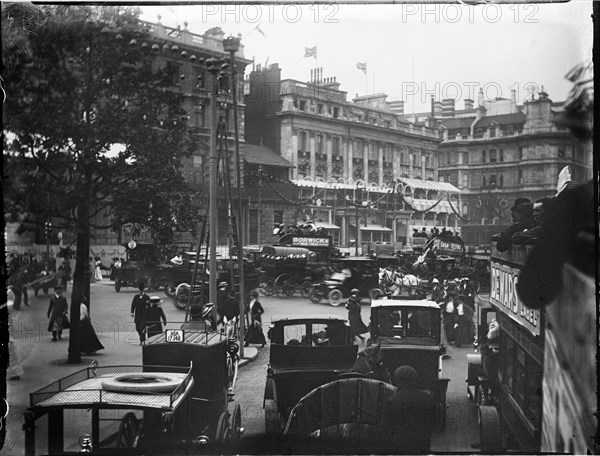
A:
<box><xmin>365</xmin><ymin>60</ymin><xmax>368</xmax><ymax>95</ymax></box>
<box><xmin>411</xmin><ymin>56</ymin><xmax>415</xmax><ymax>120</ymax></box>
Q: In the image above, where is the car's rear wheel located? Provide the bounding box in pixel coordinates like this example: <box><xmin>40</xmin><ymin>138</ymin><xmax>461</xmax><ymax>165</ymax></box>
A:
<box><xmin>309</xmin><ymin>287</ymin><xmax>321</xmax><ymax>303</ymax></box>
<box><xmin>164</xmin><ymin>282</ymin><xmax>176</xmax><ymax>297</ymax></box>
<box><xmin>328</xmin><ymin>289</ymin><xmax>343</xmax><ymax>306</ymax></box>
<box><xmin>300</xmin><ymin>281</ymin><xmax>312</xmax><ymax>298</ymax></box>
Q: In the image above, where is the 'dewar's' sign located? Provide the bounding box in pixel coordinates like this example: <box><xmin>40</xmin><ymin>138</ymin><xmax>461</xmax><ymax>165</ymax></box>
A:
<box><xmin>490</xmin><ymin>263</ymin><xmax>541</xmax><ymax>336</ymax></box>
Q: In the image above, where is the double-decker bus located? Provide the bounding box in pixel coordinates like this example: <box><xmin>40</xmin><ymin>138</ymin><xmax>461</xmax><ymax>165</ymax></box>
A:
<box><xmin>470</xmin><ymin>239</ymin><xmax>597</xmax><ymax>453</ymax></box>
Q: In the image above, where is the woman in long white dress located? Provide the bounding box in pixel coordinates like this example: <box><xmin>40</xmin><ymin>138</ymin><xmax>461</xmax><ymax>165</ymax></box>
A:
<box><xmin>94</xmin><ymin>259</ymin><xmax>103</xmax><ymax>281</ymax></box>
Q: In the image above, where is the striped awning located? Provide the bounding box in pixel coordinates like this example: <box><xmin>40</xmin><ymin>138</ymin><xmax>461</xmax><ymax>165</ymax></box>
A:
<box><xmin>314</xmin><ymin>221</ymin><xmax>340</xmax><ymax>230</ymax></box>
<box><xmin>351</xmin><ymin>224</ymin><xmax>392</xmax><ymax>232</ymax></box>
<box><xmin>399</xmin><ymin>178</ymin><xmax>460</xmax><ymax>193</ymax></box>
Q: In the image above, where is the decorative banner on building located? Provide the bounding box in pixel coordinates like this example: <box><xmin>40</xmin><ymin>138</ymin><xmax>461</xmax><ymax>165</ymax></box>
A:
<box><xmin>490</xmin><ymin>262</ymin><xmax>541</xmax><ymax>336</ymax></box>
<box><xmin>292</xmin><ymin>236</ymin><xmax>331</xmax><ymax>248</ymax></box>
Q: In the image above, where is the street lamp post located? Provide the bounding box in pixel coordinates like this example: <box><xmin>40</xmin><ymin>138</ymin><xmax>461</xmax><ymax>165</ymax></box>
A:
<box><xmin>223</xmin><ymin>35</ymin><xmax>247</xmax><ymax>356</ymax></box>
<box><xmin>45</xmin><ymin>220</ymin><xmax>52</xmax><ymax>260</ymax></box>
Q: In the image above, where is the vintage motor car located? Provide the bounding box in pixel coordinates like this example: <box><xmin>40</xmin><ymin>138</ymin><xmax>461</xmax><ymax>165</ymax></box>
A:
<box><xmin>308</xmin><ymin>257</ymin><xmax>382</xmax><ymax>306</ymax></box>
<box><xmin>114</xmin><ymin>242</ymin><xmax>163</xmax><ymax>292</ymax></box>
<box><xmin>263</xmin><ymin>316</ymin><xmax>357</xmax><ymax>434</ymax></box>
<box><xmin>369</xmin><ymin>297</ymin><xmax>450</xmax><ymax>425</ymax></box>
<box><xmin>23</xmin><ymin>363</ymin><xmax>198</xmax><ymax>455</ymax></box>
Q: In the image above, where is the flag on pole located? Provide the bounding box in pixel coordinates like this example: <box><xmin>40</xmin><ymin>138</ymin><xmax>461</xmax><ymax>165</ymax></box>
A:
<box><xmin>304</xmin><ymin>46</ymin><xmax>317</xmax><ymax>59</ymax></box>
<box><xmin>356</xmin><ymin>62</ymin><xmax>367</xmax><ymax>74</ymax></box>
<box><xmin>255</xmin><ymin>23</ymin><xmax>266</xmax><ymax>37</ymax></box>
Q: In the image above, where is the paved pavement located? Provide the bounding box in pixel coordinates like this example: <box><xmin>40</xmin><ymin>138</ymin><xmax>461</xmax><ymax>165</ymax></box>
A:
<box><xmin>5</xmin><ymin>280</ymin><xmax>257</xmax><ymax>455</ymax></box>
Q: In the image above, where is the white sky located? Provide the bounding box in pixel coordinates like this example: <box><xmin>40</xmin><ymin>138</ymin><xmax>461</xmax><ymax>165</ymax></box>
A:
<box><xmin>140</xmin><ymin>2</ymin><xmax>593</xmax><ymax>114</ymax></box>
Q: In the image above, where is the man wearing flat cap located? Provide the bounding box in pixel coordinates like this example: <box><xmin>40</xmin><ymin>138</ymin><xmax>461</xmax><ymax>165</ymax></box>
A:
<box><xmin>496</xmin><ymin>198</ymin><xmax>535</xmax><ymax>252</ymax></box>
<box><xmin>379</xmin><ymin>365</ymin><xmax>436</xmax><ymax>452</ymax></box>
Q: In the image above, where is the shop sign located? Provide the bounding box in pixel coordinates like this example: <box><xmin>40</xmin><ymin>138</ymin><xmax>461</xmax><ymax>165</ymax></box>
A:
<box><xmin>436</xmin><ymin>240</ymin><xmax>463</xmax><ymax>252</ymax></box>
<box><xmin>291</xmin><ymin>236</ymin><xmax>330</xmax><ymax>248</ymax></box>
<box><xmin>490</xmin><ymin>262</ymin><xmax>540</xmax><ymax>336</ymax></box>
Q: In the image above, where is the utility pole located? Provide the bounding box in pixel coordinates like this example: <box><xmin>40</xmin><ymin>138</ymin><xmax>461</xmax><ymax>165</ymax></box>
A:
<box><xmin>223</xmin><ymin>35</ymin><xmax>247</xmax><ymax>356</ymax></box>
<box><xmin>207</xmin><ymin>57</ymin><xmax>220</xmax><ymax>307</ymax></box>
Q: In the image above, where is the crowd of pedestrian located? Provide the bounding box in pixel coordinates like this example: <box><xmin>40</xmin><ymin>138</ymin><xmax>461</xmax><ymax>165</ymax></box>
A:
<box><xmin>412</xmin><ymin>227</ymin><xmax>464</xmax><ymax>244</ymax></box>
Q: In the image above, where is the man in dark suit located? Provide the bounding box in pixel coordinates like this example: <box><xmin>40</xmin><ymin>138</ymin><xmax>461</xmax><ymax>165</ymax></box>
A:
<box><xmin>47</xmin><ymin>285</ymin><xmax>68</xmax><ymax>341</ymax></box>
<box><xmin>496</xmin><ymin>198</ymin><xmax>535</xmax><ymax>252</ymax></box>
<box><xmin>130</xmin><ymin>283</ymin><xmax>150</xmax><ymax>344</ymax></box>
<box><xmin>379</xmin><ymin>365</ymin><xmax>436</xmax><ymax>453</ymax></box>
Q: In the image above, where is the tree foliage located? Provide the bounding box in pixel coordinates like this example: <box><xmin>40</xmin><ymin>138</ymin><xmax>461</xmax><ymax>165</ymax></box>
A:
<box><xmin>3</xmin><ymin>4</ymin><xmax>201</xmax><ymax>363</ymax></box>
<box><xmin>3</xmin><ymin>4</ymin><xmax>200</xmax><ymax>247</ymax></box>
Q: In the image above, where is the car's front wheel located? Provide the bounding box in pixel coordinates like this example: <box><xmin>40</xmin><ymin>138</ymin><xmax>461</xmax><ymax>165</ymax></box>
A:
<box><xmin>328</xmin><ymin>289</ymin><xmax>343</xmax><ymax>306</ymax></box>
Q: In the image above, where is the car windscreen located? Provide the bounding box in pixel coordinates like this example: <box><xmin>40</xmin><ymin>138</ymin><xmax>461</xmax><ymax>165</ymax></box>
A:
<box><xmin>372</xmin><ymin>307</ymin><xmax>440</xmax><ymax>345</ymax></box>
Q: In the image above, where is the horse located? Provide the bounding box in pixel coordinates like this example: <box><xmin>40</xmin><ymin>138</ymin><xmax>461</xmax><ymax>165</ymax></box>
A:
<box><xmin>352</xmin><ymin>342</ymin><xmax>391</xmax><ymax>383</ymax></box>
<box><xmin>378</xmin><ymin>268</ymin><xmax>421</xmax><ymax>297</ymax></box>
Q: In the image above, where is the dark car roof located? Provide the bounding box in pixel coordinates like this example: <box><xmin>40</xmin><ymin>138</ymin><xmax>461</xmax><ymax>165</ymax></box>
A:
<box><xmin>270</xmin><ymin>316</ymin><xmax>347</xmax><ymax>325</ymax></box>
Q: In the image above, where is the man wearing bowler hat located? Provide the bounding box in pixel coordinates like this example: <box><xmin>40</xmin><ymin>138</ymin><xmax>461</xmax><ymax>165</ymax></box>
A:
<box><xmin>131</xmin><ymin>282</ymin><xmax>150</xmax><ymax>344</ymax></box>
<box><xmin>496</xmin><ymin>197</ymin><xmax>535</xmax><ymax>252</ymax></box>
<box><xmin>47</xmin><ymin>285</ymin><xmax>68</xmax><ymax>341</ymax></box>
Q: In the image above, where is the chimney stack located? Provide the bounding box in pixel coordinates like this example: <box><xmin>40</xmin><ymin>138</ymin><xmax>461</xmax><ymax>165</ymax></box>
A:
<box><xmin>389</xmin><ymin>100</ymin><xmax>405</xmax><ymax>115</ymax></box>
<box><xmin>430</xmin><ymin>96</ymin><xmax>435</xmax><ymax>118</ymax></box>
<box><xmin>464</xmin><ymin>99</ymin><xmax>474</xmax><ymax>110</ymax></box>
<box><xmin>442</xmin><ymin>98</ymin><xmax>456</xmax><ymax>118</ymax></box>
<box><xmin>477</xmin><ymin>88</ymin><xmax>485</xmax><ymax>107</ymax></box>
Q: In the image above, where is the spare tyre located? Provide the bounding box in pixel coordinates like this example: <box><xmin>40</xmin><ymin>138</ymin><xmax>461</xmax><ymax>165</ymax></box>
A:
<box><xmin>101</xmin><ymin>373</ymin><xmax>183</xmax><ymax>393</ymax></box>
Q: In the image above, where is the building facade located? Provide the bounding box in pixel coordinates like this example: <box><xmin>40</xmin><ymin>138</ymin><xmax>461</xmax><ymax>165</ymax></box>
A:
<box><xmin>432</xmin><ymin>89</ymin><xmax>592</xmax><ymax>246</ymax></box>
<box><xmin>244</xmin><ymin>64</ymin><xmax>463</xmax><ymax>252</ymax></box>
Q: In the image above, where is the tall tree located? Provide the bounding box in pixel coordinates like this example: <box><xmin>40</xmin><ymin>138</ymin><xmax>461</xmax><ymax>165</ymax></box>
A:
<box><xmin>3</xmin><ymin>5</ymin><xmax>199</xmax><ymax>363</ymax></box>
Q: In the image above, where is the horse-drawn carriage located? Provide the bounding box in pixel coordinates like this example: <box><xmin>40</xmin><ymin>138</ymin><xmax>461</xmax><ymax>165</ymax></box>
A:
<box><xmin>172</xmin><ymin>257</ymin><xmax>260</xmax><ymax>311</ymax></box>
<box><xmin>378</xmin><ymin>266</ymin><xmax>429</xmax><ymax>299</ymax></box>
<box><xmin>308</xmin><ymin>257</ymin><xmax>381</xmax><ymax>306</ymax></box>
<box><xmin>263</xmin><ymin>317</ymin><xmax>357</xmax><ymax>434</ymax></box>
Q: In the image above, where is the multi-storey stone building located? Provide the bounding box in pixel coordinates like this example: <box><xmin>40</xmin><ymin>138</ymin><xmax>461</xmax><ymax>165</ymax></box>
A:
<box><xmin>432</xmin><ymin>89</ymin><xmax>593</xmax><ymax>245</ymax></box>
<box><xmin>244</xmin><ymin>64</ymin><xmax>462</xmax><ymax>251</ymax></box>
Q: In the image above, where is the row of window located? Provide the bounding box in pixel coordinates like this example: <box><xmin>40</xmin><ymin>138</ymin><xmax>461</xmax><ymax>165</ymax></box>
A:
<box><xmin>298</xmin><ymin>132</ymin><xmax>435</xmax><ymax>168</ymax></box>
<box><xmin>438</xmin><ymin>168</ymin><xmax>551</xmax><ymax>188</ymax></box>
<box><xmin>439</xmin><ymin>143</ymin><xmax>580</xmax><ymax>166</ymax></box>
<box><xmin>448</xmin><ymin>124</ymin><xmax>521</xmax><ymax>139</ymax></box>
<box><xmin>296</xmin><ymin>98</ymin><xmax>397</xmax><ymax>128</ymax></box>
